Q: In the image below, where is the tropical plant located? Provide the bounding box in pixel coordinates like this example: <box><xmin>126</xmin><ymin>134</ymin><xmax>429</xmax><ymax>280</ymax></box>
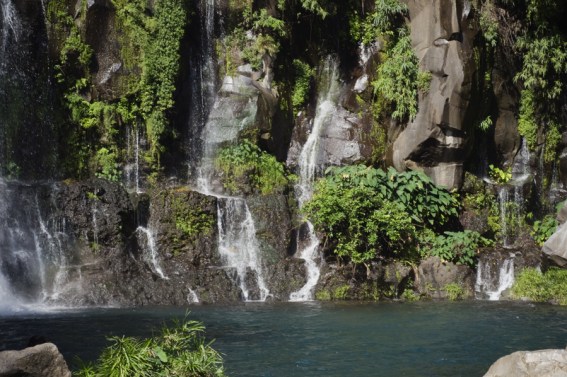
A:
<box><xmin>321</xmin><ymin>165</ymin><xmax>460</xmax><ymax>227</ymax></box>
<box><xmin>215</xmin><ymin>140</ymin><xmax>293</xmax><ymax>195</ymax></box>
<box><xmin>76</xmin><ymin>318</ymin><xmax>225</xmax><ymax>377</ymax></box>
<box><xmin>444</xmin><ymin>283</ymin><xmax>465</xmax><ymax>301</ymax></box>
<box><xmin>531</xmin><ymin>215</ymin><xmax>558</xmax><ymax>246</ymax></box>
<box><xmin>303</xmin><ymin>165</ymin><xmax>461</xmax><ymax>266</ymax></box>
<box><xmin>488</xmin><ymin>164</ymin><xmax>512</xmax><ymax>184</ymax></box>
<box><xmin>419</xmin><ymin>230</ymin><xmax>493</xmax><ymax>267</ymax></box>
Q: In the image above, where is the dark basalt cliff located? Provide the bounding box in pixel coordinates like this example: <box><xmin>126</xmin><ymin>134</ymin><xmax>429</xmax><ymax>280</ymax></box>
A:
<box><xmin>0</xmin><ymin>0</ymin><xmax>566</xmax><ymax>305</ymax></box>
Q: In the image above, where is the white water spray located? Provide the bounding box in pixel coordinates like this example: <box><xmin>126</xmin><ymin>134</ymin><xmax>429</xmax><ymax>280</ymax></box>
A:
<box><xmin>475</xmin><ymin>256</ymin><xmax>515</xmax><ymax>300</ymax></box>
<box><xmin>136</xmin><ymin>226</ymin><xmax>167</xmax><ymax>280</ymax></box>
<box><xmin>290</xmin><ymin>57</ymin><xmax>341</xmax><ymax>301</ymax></box>
<box><xmin>187</xmin><ymin>288</ymin><xmax>200</xmax><ymax>304</ymax></box>
<box><xmin>1</xmin><ymin>0</ymin><xmax>21</xmax><ymax>47</ymax></box>
<box><xmin>217</xmin><ymin>197</ymin><xmax>270</xmax><ymax>301</ymax></box>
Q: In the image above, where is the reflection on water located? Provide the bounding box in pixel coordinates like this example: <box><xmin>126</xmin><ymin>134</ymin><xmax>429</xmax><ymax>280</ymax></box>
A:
<box><xmin>1</xmin><ymin>301</ymin><xmax>567</xmax><ymax>376</ymax></box>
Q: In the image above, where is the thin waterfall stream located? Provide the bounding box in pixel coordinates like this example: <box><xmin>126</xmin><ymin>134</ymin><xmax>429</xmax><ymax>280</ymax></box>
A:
<box><xmin>290</xmin><ymin>57</ymin><xmax>341</xmax><ymax>301</ymax></box>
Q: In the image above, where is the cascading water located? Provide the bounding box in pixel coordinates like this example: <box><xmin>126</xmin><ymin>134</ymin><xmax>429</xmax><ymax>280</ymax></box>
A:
<box><xmin>187</xmin><ymin>0</ymin><xmax>269</xmax><ymax>301</ymax></box>
<box><xmin>187</xmin><ymin>0</ymin><xmax>217</xmax><ymax>178</ymax></box>
<box><xmin>495</xmin><ymin>139</ymin><xmax>532</xmax><ymax>248</ymax></box>
<box><xmin>0</xmin><ymin>182</ymin><xmax>74</xmax><ymax>310</ymax></box>
<box><xmin>124</xmin><ymin>126</ymin><xmax>142</xmax><ymax>193</ymax></box>
<box><xmin>217</xmin><ymin>198</ymin><xmax>269</xmax><ymax>301</ymax></box>
<box><xmin>136</xmin><ymin>226</ymin><xmax>167</xmax><ymax>280</ymax></box>
<box><xmin>290</xmin><ymin>57</ymin><xmax>341</xmax><ymax>301</ymax></box>
<box><xmin>475</xmin><ymin>255</ymin><xmax>515</xmax><ymax>300</ymax></box>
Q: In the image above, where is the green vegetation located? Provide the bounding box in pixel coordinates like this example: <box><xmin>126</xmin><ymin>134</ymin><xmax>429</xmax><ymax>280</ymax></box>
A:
<box><xmin>511</xmin><ymin>268</ymin><xmax>567</xmax><ymax>305</ymax></box>
<box><xmin>171</xmin><ymin>195</ymin><xmax>215</xmax><ymax>239</ymax></box>
<box><xmin>531</xmin><ymin>215</ymin><xmax>558</xmax><ymax>246</ymax></box>
<box><xmin>373</xmin><ymin>31</ymin><xmax>421</xmax><ymax>121</ymax></box>
<box><xmin>420</xmin><ymin>230</ymin><xmax>493</xmax><ymax>267</ymax></box>
<box><xmin>444</xmin><ymin>283</ymin><xmax>465</xmax><ymax>301</ymax></box>
<box><xmin>488</xmin><ymin>164</ymin><xmax>512</xmax><ymax>184</ymax></box>
<box><xmin>76</xmin><ymin>318</ymin><xmax>225</xmax><ymax>377</ymax></box>
<box><xmin>303</xmin><ymin>165</ymin><xmax>460</xmax><ymax>267</ymax></box>
<box><xmin>47</xmin><ymin>0</ymin><xmax>187</xmax><ymax>178</ymax></box>
<box><xmin>215</xmin><ymin>141</ymin><xmax>294</xmax><ymax>195</ymax></box>
<box><xmin>291</xmin><ymin>60</ymin><xmax>315</xmax><ymax>114</ymax></box>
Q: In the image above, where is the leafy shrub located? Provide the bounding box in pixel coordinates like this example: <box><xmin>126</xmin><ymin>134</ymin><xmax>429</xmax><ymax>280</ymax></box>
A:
<box><xmin>444</xmin><ymin>283</ymin><xmax>465</xmax><ymax>301</ymax></box>
<box><xmin>215</xmin><ymin>140</ymin><xmax>293</xmax><ymax>195</ymax></box>
<box><xmin>372</xmin><ymin>32</ymin><xmax>420</xmax><ymax>121</ymax></box>
<box><xmin>511</xmin><ymin>268</ymin><xmax>567</xmax><ymax>305</ymax></box>
<box><xmin>304</xmin><ymin>182</ymin><xmax>417</xmax><ymax>264</ymax></box>
<box><xmin>291</xmin><ymin>59</ymin><xmax>315</xmax><ymax>114</ymax></box>
<box><xmin>488</xmin><ymin>164</ymin><xmax>512</xmax><ymax>184</ymax></box>
<box><xmin>531</xmin><ymin>215</ymin><xmax>558</xmax><ymax>246</ymax></box>
<box><xmin>76</xmin><ymin>318</ymin><xmax>225</xmax><ymax>377</ymax></box>
<box><xmin>420</xmin><ymin>230</ymin><xmax>493</xmax><ymax>267</ymax></box>
<box><xmin>303</xmin><ymin>165</ymin><xmax>460</xmax><ymax>265</ymax></box>
<box><xmin>170</xmin><ymin>195</ymin><xmax>215</xmax><ymax>239</ymax></box>
<box><xmin>321</xmin><ymin>165</ymin><xmax>460</xmax><ymax>227</ymax></box>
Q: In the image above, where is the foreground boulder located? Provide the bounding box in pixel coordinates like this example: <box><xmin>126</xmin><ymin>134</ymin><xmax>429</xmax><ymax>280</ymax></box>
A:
<box><xmin>543</xmin><ymin>221</ymin><xmax>567</xmax><ymax>267</ymax></box>
<box><xmin>484</xmin><ymin>348</ymin><xmax>567</xmax><ymax>377</ymax></box>
<box><xmin>0</xmin><ymin>343</ymin><xmax>71</xmax><ymax>377</ymax></box>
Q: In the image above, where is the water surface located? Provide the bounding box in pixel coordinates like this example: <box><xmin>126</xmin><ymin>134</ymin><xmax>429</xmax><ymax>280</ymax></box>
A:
<box><xmin>1</xmin><ymin>301</ymin><xmax>566</xmax><ymax>376</ymax></box>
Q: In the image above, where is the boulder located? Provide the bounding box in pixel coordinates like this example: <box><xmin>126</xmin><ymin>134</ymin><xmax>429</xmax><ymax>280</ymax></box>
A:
<box><xmin>0</xmin><ymin>343</ymin><xmax>71</xmax><ymax>377</ymax></box>
<box><xmin>483</xmin><ymin>348</ymin><xmax>567</xmax><ymax>377</ymax></box>
<box><xmin>543</xmin><ymin>221</ymin><xmax>567</xmax><ymax>267</ymax></box>
<box><xmin>416</xmin><ymin>256</ymin><xmax>475</xmax><ymax>299</ymax></box>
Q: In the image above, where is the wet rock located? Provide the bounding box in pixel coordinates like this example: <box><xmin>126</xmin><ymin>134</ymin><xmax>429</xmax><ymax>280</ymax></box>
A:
<box><xmin>483</xmin><ymin>348</ymin><xmax>567</xmax><ymax>377</ymax></box>
<box><xmin>416</xmin><ymin>257</ymin><xmax>475</xmax><ymax>299</ymax></box>
<box><xmin>476</xmin><ymin>247</ymin><xmax>540</xmax><ymax>300</ymax></box>
<box><xmin>0</xmin><ymin>343</ymin><xmax>71</xmax><ymax>377</ymax></box>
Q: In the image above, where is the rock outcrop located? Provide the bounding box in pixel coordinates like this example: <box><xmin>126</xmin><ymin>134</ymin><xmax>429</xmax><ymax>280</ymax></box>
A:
<box><xmin>543</xmin><ymin>221</ymin><xmax>567</xmax><ymax>267</ymax></box>
<box><xmin>0</xmin><ymin>343</ymin><xmax>71</xmax><ymax>377</ymax></box>
<box><xmin>484</xmin><ymin>348</ymin><xmax>567</xmax><ymax>377</ymax></box>
<box><xmin>389</xmin><ymin>0</ymin><xmax>478</xmax><ymax>189</ymax></box>
<box><xmin>416</xmin><ymin>256</ymin><xmax>475</xmax><ymax>299</ymax></box>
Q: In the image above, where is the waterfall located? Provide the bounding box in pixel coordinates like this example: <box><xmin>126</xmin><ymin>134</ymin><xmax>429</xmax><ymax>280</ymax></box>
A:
<box><xmin>495</xmin><ymin>139</ymin><xmax>531</xmax><ymax>248</ymax></box>
<box><xmin>136</xmin><ymin>226</ymin><xmax>167</xmax><ymax>280</ymax></box>
<box><xmin>185</xmin><ymin>0</ymin><xmax>270</xmax><ymax>302</ymax></box>
<box><xmin>475</xmin><ymin>255</ymin><xmax>515</xmax><ymax>300</ymax></box>
<box><xmin>290</xmin><ymin>57</ymin><xmax>341</xmax><ymax>301</ymax></box>
<box><xmin>0</xmin><ymin>0</ymin><xmax>21</xmax><ymax>47</ymax></box>
<box><xmin>124</xmin><ymin>125</ymin><xmax>143</xmax><ymax>193</ymax></box>
<box><xmin>187</xmin><ymin>0</ymin><xmax>217</xmax><ymax>178</ymax></box>
<box><xmin>0</xmin><ymin>181</ymin><xmax>72</xmax><ymax>308</ymax></box>
<box><xmin>187</xmin><ymin>288</ymin><xmax>200</xmax><ymax>304</ymax></box>
<box><xmin>217</xmin><ymin>197</ymin><xmax>269</xmax><ymax>301</ymax></box>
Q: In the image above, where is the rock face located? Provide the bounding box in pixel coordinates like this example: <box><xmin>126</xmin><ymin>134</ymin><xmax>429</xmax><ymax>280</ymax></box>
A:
<box><xmin>416</xmin><ymin>257</ymin><xmax>475</xmax><ymax>299</ymax></box>
<box><xmin>390</xmin><ymin>0</ymin><xmax>477</xmax><ymax>189</ymax></box>
<box><xmin>543</xmin><ymin>221</ymin><xmax>567</xmax><ymax>267</ymax></box>
<box><xmin>484</xmin><ymin>348</ymin><xmax>567</xmax><ymax>377</ymax></box>
<box><xmin>0</xmin><ymin>343</ymin><xmax>71</xmax><ymax>377</ymax></box>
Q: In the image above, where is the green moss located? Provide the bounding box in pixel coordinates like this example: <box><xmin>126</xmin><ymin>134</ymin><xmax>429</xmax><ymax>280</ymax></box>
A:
<box><xmin>333</xmin><ymin>285</ymin><xmax>351</xmax><ymax>300</ymax></box>
<box><xmin>170</xmin><ymin>195</ymin><xmax>215</xmax><ymax>239</ymax></box>
<box><xmin>315</xmin><ymin>290</ymin><xmax>331</xmax><ymax>301</ymax></box>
